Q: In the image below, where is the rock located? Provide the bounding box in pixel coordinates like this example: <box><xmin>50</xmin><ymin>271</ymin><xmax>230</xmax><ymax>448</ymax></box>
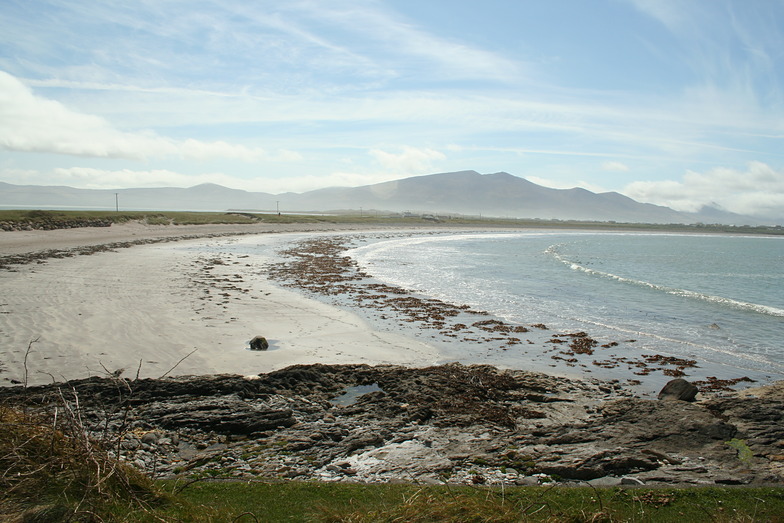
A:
<box><xmin>1</xmin><ymin>363</ymin><xmax>781</xmax><ymax>486</ymax></box>
<box><xmin>141</xmin><ymin>431</ymin><xmax>160</xmax><ymax>445</ymax></box>
<box><xmin>120</xmin><ymin>437</ymin><xmax>141</xmax><ymax>450</ymax></box>
<box><xmin>249</xmin><ymin>336</ymin><xmax>269</xmax><ymax>351</ymax></box>
<box><xmin>621</xmin><ymin>476</ymin><xmax>645</xmax><ymax>485</ymax></box>
<box><xmin>343</xmin><ymin>432</ymin><xmax>385</xmax><ymax>454</ymax></box>
<box><xmin>658</xmin><ymin>378</ymin><xmax>698</xmax><ymax>401</ymax></box>
<box><xmin>142</xmin><ymin>395</ymin><xmax>296</xmax><ymax>434</ymax></box>
<box><xmin>588</xmin><ymin>476</ymin><xmax>622</xmax><ymax>486</ymax></box>
<box><xmin>515</xmin><ymin>476</ymin><xmax>540</xmax><ymax>486</ymax></box>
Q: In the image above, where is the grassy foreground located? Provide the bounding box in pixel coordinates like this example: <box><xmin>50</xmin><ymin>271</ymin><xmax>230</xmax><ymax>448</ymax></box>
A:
<box><xmin>163</xmin><ymin>481</ymin><xmax>784</xmax><ymax>522</ymax></box>
<box><xmin>2</xmin><ymin>406</ymin><xmax>783</xmax><ymax>522</ymax></box>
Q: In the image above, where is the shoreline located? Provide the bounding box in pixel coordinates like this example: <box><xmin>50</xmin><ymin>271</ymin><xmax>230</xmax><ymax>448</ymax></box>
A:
<box><xmin>0</xmin><ymin>222</ymin><xmax>777</xmax><ymax>394</ymax></box>
<box><xmin>258</xmin><ymin>230</ymin><xmax>779</xmax><ymax>396</ymax></box>
<box><xmin>3</xmin><ymin>222</ymin><xmax>783</xmax><ymax>487</ymax></box>
<box><xmin>0</xmin><ymin>223</ymin><xmax>445</xmax><ymax>386</ymax></box>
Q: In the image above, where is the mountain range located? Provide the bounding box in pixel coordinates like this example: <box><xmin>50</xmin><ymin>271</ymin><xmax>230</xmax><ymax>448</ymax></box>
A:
<box><xmin>0</xmin><ymin>170</ymin><xmax>761</xmax><ymax>225</ymax></box>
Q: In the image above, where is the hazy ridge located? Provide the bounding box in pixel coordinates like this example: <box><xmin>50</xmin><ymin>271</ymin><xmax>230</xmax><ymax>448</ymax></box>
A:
<box><xmin>0</xmin><ymin>170</ymin><xmax>764</xmax><ymax>225</ymax></box>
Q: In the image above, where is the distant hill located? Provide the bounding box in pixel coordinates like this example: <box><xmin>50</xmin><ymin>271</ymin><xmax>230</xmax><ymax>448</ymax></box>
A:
<box><xmin>0</xmin><ymin>171</ymin><xmax>762</xmax><ymax>225</ymax></box>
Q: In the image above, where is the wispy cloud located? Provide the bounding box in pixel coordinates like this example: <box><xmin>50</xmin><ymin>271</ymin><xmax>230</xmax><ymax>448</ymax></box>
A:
<box><xmin>626</xmin><ymin>0</ymin><xmax>784</xmax><ymax>109</ymax></box>
<box><xmin>602</xmin><ymin>161</ymin><xmax>630</xmax><ymax>172</ymax></box>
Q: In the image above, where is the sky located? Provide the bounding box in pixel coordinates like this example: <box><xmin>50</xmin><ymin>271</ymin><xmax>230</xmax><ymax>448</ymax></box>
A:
<box><xmin>1</xmin><ymin>0</ymin><xmax>784</xmax><ymax>220</ymax></box>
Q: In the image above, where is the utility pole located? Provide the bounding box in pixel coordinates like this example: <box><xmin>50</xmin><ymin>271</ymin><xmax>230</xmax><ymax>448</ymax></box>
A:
<box><xmin>276</xmin><ymin>200</ymin><xmax>280</xmax><ymax>216</ymax></box>
<box><xmin>115</xmin><ymin>193</ymin><xmax>119</xmax><ymax>212</ymax></box>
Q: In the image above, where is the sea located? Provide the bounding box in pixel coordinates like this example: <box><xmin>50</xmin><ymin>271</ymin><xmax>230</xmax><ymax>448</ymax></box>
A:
<box><xmin>346</xmin><ymin>230</ymin><xmax>784</xmax><ymax>384</ymax></box>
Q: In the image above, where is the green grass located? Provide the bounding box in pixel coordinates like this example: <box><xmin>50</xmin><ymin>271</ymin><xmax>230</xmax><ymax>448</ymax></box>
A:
<box><xmin>155</xmin><ymin>481</ymin><xmax>784</xmax><ymax>522</ymax></box>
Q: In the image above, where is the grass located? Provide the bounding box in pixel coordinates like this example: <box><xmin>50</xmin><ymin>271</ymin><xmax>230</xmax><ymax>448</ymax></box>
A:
<box><xmin>2</xmin><ymin>208</ymin><xmax>783</xmax><ymax>234</ymax></box>
<box><xmin>0</xmin><ymin>405</ymin><xmax>170</xmax><ymax>521</ymax></box>
<box><xmin>159</xmin><ymin>481</ymin><xmax>784</xmax><ymax>522</ymax></box>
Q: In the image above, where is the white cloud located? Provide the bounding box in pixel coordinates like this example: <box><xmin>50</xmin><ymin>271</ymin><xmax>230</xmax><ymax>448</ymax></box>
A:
<box><xmin>623</xmin><ymin>161</ymin><xmax>784</xmax><ymax>219</ymax></box>
<box><xmin>625</xmin><ymin>0</ymin><xmax>695</xmax><ymax>32</ymax></box>
<box><xmin>601</xmin><ymin>161</ymin><xmax>630</xmax><ymax>172</ymax></box>
<box><xmin>369</xmin><ymin>146</ymin><xmax>446</xmax><ymax>173</ymax></box>
<box><xmin>0</xmin><ymin>71</ymin><xmax>299</xmax><ymax>162</ymax></box>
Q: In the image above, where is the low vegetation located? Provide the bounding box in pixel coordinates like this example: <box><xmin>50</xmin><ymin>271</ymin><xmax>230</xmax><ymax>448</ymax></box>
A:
<box><xmin>0</xmin><ymin>405</ymin><xmax>169</xmax><ymax>521</ymax></box>
<box><xmin>1</xmin><ymin>208</ymin><xmax>783</xmax><ymax>234</ymax></box>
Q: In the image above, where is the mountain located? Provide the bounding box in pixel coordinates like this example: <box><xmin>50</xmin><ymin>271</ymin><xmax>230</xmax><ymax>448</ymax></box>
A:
<box><xmin>0</xmin><ymin>171</ymin><xmax>763</xmax><ymax>225</ymax></box>
<box><xmin>0</xmin><ymin>182</ymin><xmax>277</xmax><ymax>212</ymax></box>
<box><xmin>284</xmin><ymin>171</ymin><xmax>750</xmax><ymax>224</ymax></box>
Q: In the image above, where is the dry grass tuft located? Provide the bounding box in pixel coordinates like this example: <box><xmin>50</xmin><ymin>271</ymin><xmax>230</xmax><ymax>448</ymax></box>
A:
<box><xmin>0</xmin><ymin>400</ymin><xmax>165</xmax><ymax>522</ymax></box>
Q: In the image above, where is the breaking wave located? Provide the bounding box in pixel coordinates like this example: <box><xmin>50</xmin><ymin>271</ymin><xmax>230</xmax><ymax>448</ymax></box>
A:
<box><xmin>545</xmin><ymin>244</ymin><xmax>784</xmax><ymax>319</ymax></box>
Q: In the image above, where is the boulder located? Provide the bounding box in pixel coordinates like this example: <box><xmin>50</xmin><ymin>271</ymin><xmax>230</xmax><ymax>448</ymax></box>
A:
<box><xmin>249</xmin><ymin>336</ymin><xmax>269</xmax><ymax>351</ymax></box>
<box><xmin>658</xmin><ymin>378</ymin><xmax>698</xmax><ymax>402</ymax></box>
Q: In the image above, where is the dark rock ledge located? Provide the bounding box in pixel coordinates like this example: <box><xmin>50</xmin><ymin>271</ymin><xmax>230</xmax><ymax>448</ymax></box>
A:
<box><xmin>2</xmin><ymin>363</ymin><xmax>782</xmax><ymax>486</ymax></box>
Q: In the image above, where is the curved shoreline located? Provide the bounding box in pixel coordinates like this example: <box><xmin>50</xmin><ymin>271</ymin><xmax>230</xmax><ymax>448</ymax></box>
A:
<box><xmin>0</xmin><ymin>223</ymin><xmax>448</xmax><ymax>386</ymax></box>
<box><xmin>258</xmin><ymin>231</ymin><xmax>782</xmax><ymax>395</ymax></box>
<box><xmin>1</xmin><ymin>222</ymin><xmax>775</xmax><ymax>394</ymax></box>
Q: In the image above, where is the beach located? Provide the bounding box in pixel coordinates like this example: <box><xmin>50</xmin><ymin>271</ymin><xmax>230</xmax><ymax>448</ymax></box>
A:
<box><xmin>3</xmin><ymin>222</ymin><xmax>784</xmax><ymax>487</ymax></box>
<box><xmin>1</xmin><ymin>221</ymin><xmax>774</xmax><ymax>392</ymax></box>
<box><xmin>0</xmin><ymin>222</ymin><xmax>443</xmax><ymax>386</ymax></box>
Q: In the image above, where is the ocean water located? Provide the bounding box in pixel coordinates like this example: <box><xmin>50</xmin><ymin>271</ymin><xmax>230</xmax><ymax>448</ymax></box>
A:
<box><xmin>347</xmin><ymin>231</ymin><xmax>784</xmax><ymax>380</ymax></box>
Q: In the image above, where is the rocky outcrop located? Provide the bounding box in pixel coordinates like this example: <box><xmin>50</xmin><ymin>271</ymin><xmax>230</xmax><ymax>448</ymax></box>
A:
<box><xmin>1</xmin><ymin>364</ymin><xmax>781</xmax><ymax>486</ymax></box>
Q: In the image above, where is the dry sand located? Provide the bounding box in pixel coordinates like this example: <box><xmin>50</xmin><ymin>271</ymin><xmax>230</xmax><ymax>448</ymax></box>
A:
<box><xmin>0</xmin><ymin>223</ymin><xmax>442</xmax><ymax>386</ymax></box>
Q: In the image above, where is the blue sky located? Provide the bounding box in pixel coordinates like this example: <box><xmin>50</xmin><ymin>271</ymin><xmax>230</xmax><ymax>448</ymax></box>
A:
<box><xmin>1</xmin><ymin>0</ymin><xmax>783</xmax><ymax>219</ymax></box>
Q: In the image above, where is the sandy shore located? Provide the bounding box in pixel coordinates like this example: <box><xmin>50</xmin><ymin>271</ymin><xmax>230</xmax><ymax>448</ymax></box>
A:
<box><xmin>2</xmin><ymin>222</ymin><xmax>774</xmax><ymax>393</ymax></box>
<box><xmin>0</xmin><ymin>222</ymin><xmax>442</xmax><ymax>386</ymax></box>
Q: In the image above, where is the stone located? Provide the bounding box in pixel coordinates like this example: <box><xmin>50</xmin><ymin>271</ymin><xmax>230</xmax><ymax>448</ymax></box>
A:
<box><xmin>120</xmin><ymin>437</ymin><xmax>140</xmax><ymax>450</ymax></box>
<box><xmin>142</xmin><ymin>395</ymin><xmax>296</xmax><ymax>434</ymax></box>
<box><xmin>658</xmin><ymin>378</ymin><xmax>698</xmax><ymax>402</ymax></box>
<box><xmin>588</xmin><ymin>476</ymin><xmax>622</xmax><ymax>487</ymax></box>
<box><xmin>515</xmin><ymin>476</ymin><xmax>540</xmax><ymax>486</ymax></box>
<box><xmin>141</xmin><ymin>431</ymin><xmax>160</xmax><ymax>445</ymax></box>
<box><xmin>249</xmin><ymin>336</ymin><xmax>269</xmax><ymax>351</ymax></box>
<box><xmin>2</xmin><ymin>363</ymin><xmax>782</xmax><ymax>486</ymax></box>
<box><xmin>620</xmin><ymin>477</ymin><xmax>645</xmax><ymax>485</ymax></box>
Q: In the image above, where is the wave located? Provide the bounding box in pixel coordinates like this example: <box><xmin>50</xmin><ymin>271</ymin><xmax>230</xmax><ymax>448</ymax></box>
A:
<box><xmin>545</xmin><ymin>244</ymin><xmax>784</xmax><ymax>319</ymax></box>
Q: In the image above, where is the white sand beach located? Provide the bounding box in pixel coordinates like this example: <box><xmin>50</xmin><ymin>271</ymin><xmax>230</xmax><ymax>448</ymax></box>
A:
<box><xmin>0</xmin><ymin>223</ymin><xmax>442</xmax><ymax>386</ymax></box>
